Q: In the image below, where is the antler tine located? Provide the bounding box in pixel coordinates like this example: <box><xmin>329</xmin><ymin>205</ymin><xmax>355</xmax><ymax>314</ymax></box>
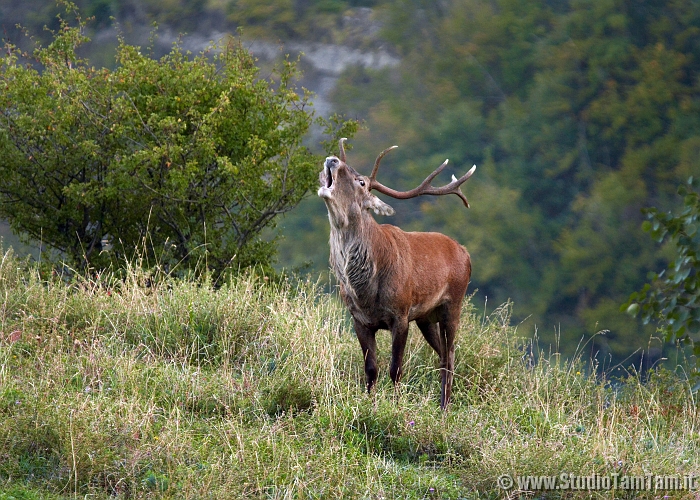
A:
<box><xmin>369</xmin><ymin>145</ymin><xmax>398</xmax><ymax>183</ymax></box>
<box><xmin>370</xmin><ymin>162</ymin><xmax>477</xmax><ymax>208</ymax></box>
<box><xmin>338</xmin><ymin>138</ymin><xmax>347</xmax><ymax>163</ymax></box>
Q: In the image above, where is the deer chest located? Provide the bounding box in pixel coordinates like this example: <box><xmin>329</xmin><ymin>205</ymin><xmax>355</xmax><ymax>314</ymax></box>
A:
<box><xmin>330</xmin><ymin>237</ymin><xmax>378</xmax><ymax>313</ymax></box>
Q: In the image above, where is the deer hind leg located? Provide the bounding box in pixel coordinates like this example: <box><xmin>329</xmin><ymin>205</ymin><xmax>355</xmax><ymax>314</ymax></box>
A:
<box><xmin>354</xmin><ymin>321</ymin><xmax>379</xmax><ymax>393</ymax></box>
<box><xmin>417</xmin><ymin>319</ymin><xmax>448</xmax><ymax>405</ymax></box>
<box><xmin>416</xmin><ymin>319</ymin><xmax>443</xmax><ymax>357</ymax></box>
<box><xmin>439</xmin><ymin>310</ymin><xmax>460</xmax><ymax>410</ymax></box>
<box><xmin>389</xmin><ymin>317</ymin><xmax>410</xmax><ymax>386</ymax></box>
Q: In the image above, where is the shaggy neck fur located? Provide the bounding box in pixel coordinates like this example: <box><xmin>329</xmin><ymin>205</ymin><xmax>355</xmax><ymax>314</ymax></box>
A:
<box><xmin>328</xmin><ymin>208</ymin><xmax>379</xmax><ymax>312</ymax></box>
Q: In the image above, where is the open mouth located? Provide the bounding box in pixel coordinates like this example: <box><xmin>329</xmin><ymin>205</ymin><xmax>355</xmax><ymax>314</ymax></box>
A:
<box><xmin>318</xmin><ymin>164</ymin><xmax>335</xmax><ymax>199</ymax></box>
<box><xmin>319</xmin><ymin>156</ymin><xmax>341</xmax><ymax>199</ymax></box>
<box><xmin>325</xmin><ymin>165</ymin><xmax>333</xmax><ymax>189</ymax></box>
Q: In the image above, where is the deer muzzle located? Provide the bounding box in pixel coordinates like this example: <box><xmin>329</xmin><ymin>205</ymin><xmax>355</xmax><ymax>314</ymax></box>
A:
<box><xmin>318</xmin><ymin>156</ymin><xmax>339</xmax><ymax>199</ymax></box>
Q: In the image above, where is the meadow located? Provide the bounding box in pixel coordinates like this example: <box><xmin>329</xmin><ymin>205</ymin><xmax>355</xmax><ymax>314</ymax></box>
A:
<box><xmin>0</xmin><ymin>247</ymin><xmax>698</xmax><ymax>499</ymax></box>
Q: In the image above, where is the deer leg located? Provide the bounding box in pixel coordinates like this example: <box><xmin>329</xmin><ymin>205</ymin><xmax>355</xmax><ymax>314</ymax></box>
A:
<box><xmin>354</xmin><ymin>321</ymin><xmax>378</xmax><ymax>393</ymax></box>
<box><xmin>416</xmin><ymin>319</ymin><xmax>442</xmax><ymax>356</ymax></box>
<box><xmin>389</xmin><ymin>317</ymin><xmax>410</xmax><ymax>386</ymax></box>
<box><xmin>439</xmin><ymin>311</ymin><xmax>459</xmax><ymax>410</ymax></box>
<box><xmin>417</xmin><ymin>319</ymin><xmax>449</xmax><ymax>405</ymax></box>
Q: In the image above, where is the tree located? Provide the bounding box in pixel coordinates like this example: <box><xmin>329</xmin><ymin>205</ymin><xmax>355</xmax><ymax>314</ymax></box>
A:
<box><xmin>0</xmin><ymin>3</ymin><xmax>353</xmax><ymax>275</ymax></box>
<box><xmin>624</xmin><ymin>178</ymin><xmax>700</xmax><ymax>349</ymax></box>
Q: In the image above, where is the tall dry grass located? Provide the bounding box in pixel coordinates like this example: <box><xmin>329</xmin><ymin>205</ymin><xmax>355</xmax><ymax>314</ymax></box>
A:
<box><xmin>0</xmin><ymin>247</ymin><xmax>698</xmax><ymax>499</ymax></box>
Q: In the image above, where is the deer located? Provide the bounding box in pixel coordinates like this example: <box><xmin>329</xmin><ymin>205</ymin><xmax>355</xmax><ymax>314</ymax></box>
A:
<box><xmin>318</xmin><ymin>138</ymin><xmax>475</xmax><ymax>409</ymax></box>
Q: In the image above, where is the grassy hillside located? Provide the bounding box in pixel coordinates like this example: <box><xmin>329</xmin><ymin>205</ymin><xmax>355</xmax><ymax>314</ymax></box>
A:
<box><xmin>0</xmin><ymin>247</ymin><xmax>698</xmax><ymax>499</ymax></box>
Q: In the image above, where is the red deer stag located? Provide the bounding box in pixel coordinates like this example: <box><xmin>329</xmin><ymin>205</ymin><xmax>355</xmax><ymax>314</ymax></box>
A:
<box><xmin>318</xmin><ymin>139</ymin><xmax>475</xmax><ymax>409</ymax></box>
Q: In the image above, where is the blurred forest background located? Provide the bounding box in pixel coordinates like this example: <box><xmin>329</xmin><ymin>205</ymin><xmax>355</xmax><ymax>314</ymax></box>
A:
<box><xmin>1</xmin><ymin>0</ymin><xmax>698</xmax><ymax>369</ymax></box>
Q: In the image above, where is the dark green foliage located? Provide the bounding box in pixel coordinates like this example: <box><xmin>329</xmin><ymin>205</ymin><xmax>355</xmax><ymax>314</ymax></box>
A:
<box><xmin>624</xmin><ymin>178</ymin><xmax>700</xmax><ymax>351</ymax></box>
<box><xmin>316</xmin><ymin>0</ymin><xmax>700</xmax><ymax>366</ymax></box>
<box><xmin>0</xmin><ymin>4</ymin><xmax>355</xmax><ymax>277</ymax></box>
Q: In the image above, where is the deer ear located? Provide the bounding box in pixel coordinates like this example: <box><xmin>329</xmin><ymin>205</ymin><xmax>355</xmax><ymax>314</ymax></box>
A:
<box><xmin>363</xmin><ymin>194</ymin><xmax>395</xmax><ymax>216</ymax></box>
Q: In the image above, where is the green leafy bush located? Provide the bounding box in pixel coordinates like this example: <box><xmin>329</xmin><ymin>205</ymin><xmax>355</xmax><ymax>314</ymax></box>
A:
<box><xmin>0</xmin><ymin>3</ymin><xmax>352</xmax><ymax>276</ymax></box>
<box><xmin>625</xmin><ymin>177</ymin><xmax>700</xmax><ymax>358</ymax></box>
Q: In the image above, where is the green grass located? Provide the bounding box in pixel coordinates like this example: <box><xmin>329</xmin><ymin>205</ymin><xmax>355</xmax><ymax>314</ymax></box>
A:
<box><xmin>0</xmin><ymin>247</ymin><xmax>699</xmax><ymax>499</ymax></box>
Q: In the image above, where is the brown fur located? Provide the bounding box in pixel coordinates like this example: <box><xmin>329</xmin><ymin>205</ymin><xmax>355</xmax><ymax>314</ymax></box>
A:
<box><xmin>319</xmin><ymin>154</ymin><xmax>471</xmax><ymax>409</ymax></box>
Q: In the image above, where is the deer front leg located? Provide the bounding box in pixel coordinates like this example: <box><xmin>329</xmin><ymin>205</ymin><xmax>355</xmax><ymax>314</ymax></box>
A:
<box><xmin>354</xmin><ymin>321</ymin><xmax>379</xmax><ymax>393</ymax></box>
<box><xmin>389</xmin><ymin>317</ymin><xmax>410</xmax><ymax>386</ymax></box>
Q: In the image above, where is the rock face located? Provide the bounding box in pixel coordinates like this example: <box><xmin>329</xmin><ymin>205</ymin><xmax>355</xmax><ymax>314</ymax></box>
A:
<box><xmin>151</xmin><ymin>20</ymin><xmax>399</xmax><ymax>127</ymax></box>
<box><xmin>248</xmin><ymin>40</ymin><xmax>399</xmax><ymax>77</ymax></box>
<box><xmin>246</xmin><ymin>39</ymin><xmax>399</xmax><ymax>120</ymax></box>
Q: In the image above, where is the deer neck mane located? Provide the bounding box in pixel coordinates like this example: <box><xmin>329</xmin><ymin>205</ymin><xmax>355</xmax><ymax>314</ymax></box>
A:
<box><xmin>329</xmin><ymin>212</ymin><xmax>381</xmax><ymax>310</ymax></box>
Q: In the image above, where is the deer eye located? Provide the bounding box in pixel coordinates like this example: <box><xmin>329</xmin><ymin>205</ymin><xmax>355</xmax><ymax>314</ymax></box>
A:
<box><xmin>359</xmin><ymin>179</ymin><xmax>365</xmax><ymax>187</ymax></box>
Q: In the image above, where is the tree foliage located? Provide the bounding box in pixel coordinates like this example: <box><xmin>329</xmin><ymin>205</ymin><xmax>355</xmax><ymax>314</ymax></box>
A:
<box><xmin>0</xmin><ymin>3</ymin><xmax>344</xmax><ymax>275</ymax></box>
<box><xmin>625</xmin><ymin>178</ymin><xmax>700</xmax><ymax>346</ymax></box>
<box><xmin>314</xmin><ymin>0</ymin><xmax>700</xmax><ymax>365</ymax></box>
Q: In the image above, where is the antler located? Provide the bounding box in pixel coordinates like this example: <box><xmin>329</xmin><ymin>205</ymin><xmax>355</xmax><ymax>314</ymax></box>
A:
<box><xmin>338</xmin><ymin>137</ymin><xmax>347</xmax><ymax>163</ymax></box>
<box><xmin>369</xmin><ymin>145</ymin><xmax>399</xmax><ymax>183</ymax></box>
<box><xmin>369</xmin><ymin>150</ymin><xmax>476</xmax><ymax>208</ymax></box>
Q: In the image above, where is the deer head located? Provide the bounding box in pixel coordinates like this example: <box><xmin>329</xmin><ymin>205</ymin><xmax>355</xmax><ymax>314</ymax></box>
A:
<box><xmin>318</xmin><ymin>141</ymin><xmax>395</xmax><ymax>230</ymax></box>
<box><xmin>319</xmin><ymin>138</ymin><xmax>475</xmax><ymax>228</ymax></box>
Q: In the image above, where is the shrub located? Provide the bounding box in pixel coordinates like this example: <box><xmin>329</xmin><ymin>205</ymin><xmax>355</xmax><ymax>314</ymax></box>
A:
<box><xmin>0</xmin><ymin>2</ymin><xmax>355</xmax><ymax>276</ymax></box>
